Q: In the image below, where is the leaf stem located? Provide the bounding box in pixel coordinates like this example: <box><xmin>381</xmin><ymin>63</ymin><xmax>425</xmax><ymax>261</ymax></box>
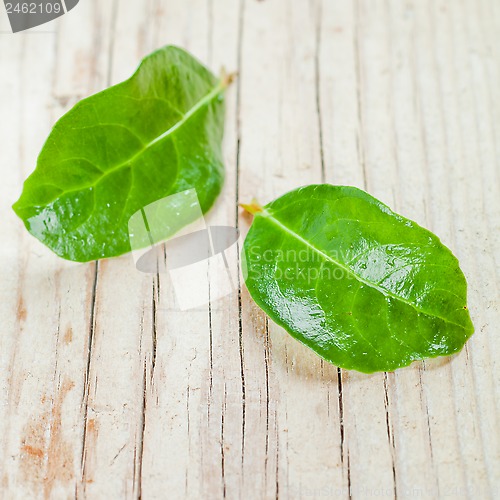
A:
<box><xmin>240</xmin><ymin>199</ymin><xmax>264</xmax><ymax>215</ymax></box>
<box><xmin>220</xmin><ymin>68</ymin><xmax>237</xmax><ymax>89</ymax></box>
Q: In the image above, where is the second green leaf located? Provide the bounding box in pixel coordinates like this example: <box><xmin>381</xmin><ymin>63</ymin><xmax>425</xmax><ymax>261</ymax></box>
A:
<box><xmin>243</xmin><ymin>184</ymin><xmax>474</xmax><ymax>373</ymax></box>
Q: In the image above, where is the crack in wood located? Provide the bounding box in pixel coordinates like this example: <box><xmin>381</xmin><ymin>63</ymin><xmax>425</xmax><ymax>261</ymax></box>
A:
<box><xmin>337</xmin><ymin>368</ymin><xmax>345</xmax><ymax>465</ymax></box>
<box><xmin>135</xmin><ymin>359</ymin><xmax>148</xmax><ymax>499</ymax></box>
<box><xmin>80</xmin><ymin>261</ymin><xmax>99</xmax><ymax>488</ymax></box>
<box><xmin>315</xmin><ymin>0</ymin><xmax>325</xmax><ymax>181</ymax></box>
<box><xmin>383</xmin><ymin>372</ymin><xmax>398</xmax><ymax>499</ymax></box>
<box><xmin>221</xmin><ymin>384</ymin><xmax>227</xmax><ymax>498</ymax></box>
<box><xmin>235</xmin><ymin>0</ymin><xmax>247</xmax><ymax>472</ymax></box>
<box><xmin>354</xmin><ymin>0</ymin><xmax>367</xmax><ymax>190</ymax></box>
<box><xmin>264</xmin><ymin>317</ymin><xmax>270</xmax><ymax>490</ymax></box>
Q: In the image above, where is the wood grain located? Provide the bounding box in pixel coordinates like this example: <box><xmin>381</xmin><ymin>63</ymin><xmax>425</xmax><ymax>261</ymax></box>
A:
<box><xmin>0</xmin><ymin>0</ymin><xmax>498</xmax><ymax>498</ymax></box>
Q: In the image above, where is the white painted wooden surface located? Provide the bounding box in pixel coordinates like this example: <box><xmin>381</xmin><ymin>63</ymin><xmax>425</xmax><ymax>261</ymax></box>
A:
<box><xmin>0</xmin><ymin>0</ymin><xmax>499</xmax><ymax>498</ymax></box>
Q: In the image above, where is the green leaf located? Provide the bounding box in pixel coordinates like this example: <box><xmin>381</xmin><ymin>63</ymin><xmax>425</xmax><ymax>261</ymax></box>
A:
<box><xmin>13</xmin><ymin>45</ymin><xmax>230</xmax><ymax>262</ymax></box>
<box><xmin>242</xmin><ymin>184</ymin><xmax>474</xmax><ymax>373</ymax></box>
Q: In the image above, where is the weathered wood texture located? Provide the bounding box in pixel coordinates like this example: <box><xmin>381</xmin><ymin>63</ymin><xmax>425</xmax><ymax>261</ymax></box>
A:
<box><xmin>0</xmin><ymin>0</ymin><xmax>498</xmax><ymax>498</ymax></box>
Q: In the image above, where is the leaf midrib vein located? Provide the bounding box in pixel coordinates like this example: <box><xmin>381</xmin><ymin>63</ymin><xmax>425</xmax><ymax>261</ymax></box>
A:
<box><xmin>28</xmin><ymin>80</ymin><xmax>225</xmax><ymax>210</ymax></box>
<box><xmin>261</xmin><ymin>210</ymin><xmax>468</xmax><ymax>331</ymax></box>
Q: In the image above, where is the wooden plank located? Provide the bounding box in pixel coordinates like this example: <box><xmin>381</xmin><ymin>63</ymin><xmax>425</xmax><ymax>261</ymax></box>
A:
<box><xmin>237</xmin><ymin>1</ymin><xmax>345</xmax><ymax>498</ymax></box>
<box><xmin>0</xmin><ymin>0</ymin><xmax>498</xmax><ymax>498</ymax></box>
<box><xmin>138</xmin><ymin>1</ymin><xmax>242</xmax><ymax>498</ymax></box>
<box><xmin>65</xmin><ymin>1</ymin><xmax>158</xmax><ymax>498</ymax></box>
<box><xmin>0</xmin><ymin>27</ymin><xmax>84</xmax><ymax>500</ymax></box>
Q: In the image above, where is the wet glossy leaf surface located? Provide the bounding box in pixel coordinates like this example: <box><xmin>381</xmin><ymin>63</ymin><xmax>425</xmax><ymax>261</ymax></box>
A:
<box><xmin>243</xmin><ymin>185</ymin><xmax>474</xmax><ymax>373</ymax></box>
<box><xmin>13</xmin><ymin>46</ymin><xmax>227</xmax><ymax>262</ymax></box>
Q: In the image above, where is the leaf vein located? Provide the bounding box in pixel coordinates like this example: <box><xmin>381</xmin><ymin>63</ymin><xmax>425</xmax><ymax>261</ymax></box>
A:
<box><xmin>262</xmin><ymin>212</ymin><xmax>468</xmax><ymax>331</ymax></box>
